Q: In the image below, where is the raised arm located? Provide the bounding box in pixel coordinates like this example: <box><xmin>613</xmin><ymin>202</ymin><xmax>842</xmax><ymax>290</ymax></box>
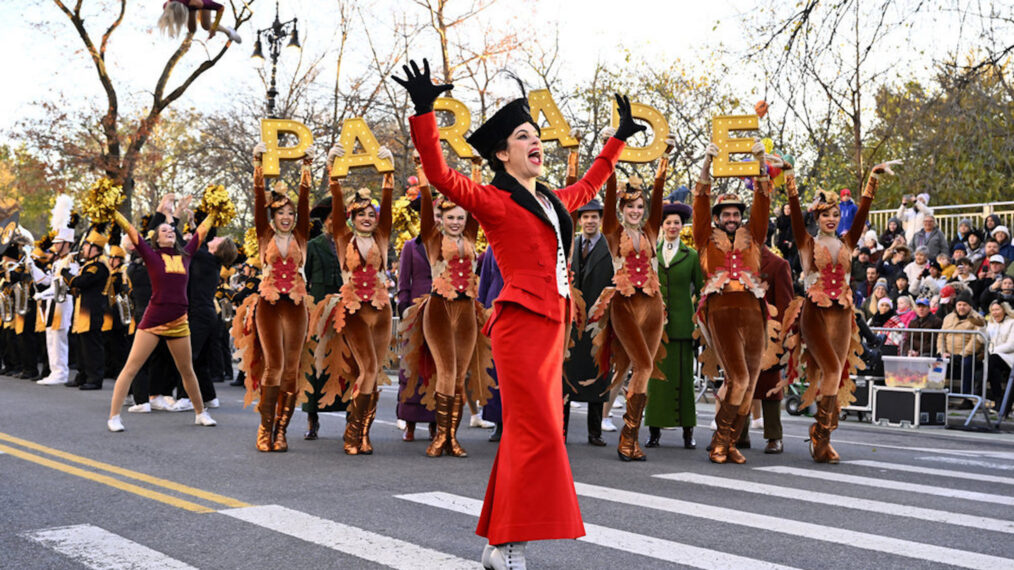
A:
<box><xmin>296</xmin><ymin>156</ymin><xmax>312</xmax><ymax>241</ymax></box>
<box><xmin>378</xmin><ymin>172</ymin><xmax>394</xmax><ymax>240</ymax></box>
<box><xmin>565</xmin><ymin>149</ymin><xmax>578</xmax><ymax>186</ymax></box>
<box><xmin>602</xmin><ymin>172</ymin><xmax>618</xmax><ymax>236</ymax></box>
<box><xmin>784</xmin><ymin>171</ymin><xmax>811</xmax><ymax>251</ymax></box>
<box><xmin>328</xmin><ymin>145</ymin><xmax>351</xmax><ymax>243</ymax></box>
<box><xmin>692</xmin><ymin>143</ymin><xmax>719</xmax><ymax>248</ymax></box>
<box><xmin>113</xmin><ymin>211</ymin><xmax>140</xmax><ymax>248</ymax></box>
<box><xmin>846</xmin><ymin>161</ymin><xmax>898</xmax><ymax>248</ymax></box>
<box><xmin>748</xmin><ymin>141</ymin><xmax>772</xmax><ymax>246</ymax></box>
<box><xmin>645</xmin><ymin>138</ymin><xmax>674</xmax><ymax>244</ymax></box>
<box><xmin>419</xmin><ymin>174</ymin><xmax>436</xmax><ymax>241</ymax></box>
<box><xmin>253</xmin><ymin>143</ymin><xmax>268</xmax><ymax>239</ymax></box>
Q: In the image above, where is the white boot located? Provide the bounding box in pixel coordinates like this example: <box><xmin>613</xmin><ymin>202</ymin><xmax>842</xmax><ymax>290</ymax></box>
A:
<box><xmin>470</xmin><ymin>414</ymin><xmax>495</xmax><ymax>429</ymax></box>
<box><xmin>483</xmin><ymin>542</ymin><xmax>527</xmax><ymax>570</ymax></box>
<box><xmin>107</xmin><ymin>415</ymin><xmax>125</xmax><ymax>432</ymax></box>
<box><xmin>171</xmin><ymin>398</ymin><xmax>194</xmax><ymax>412</ymax></box>
<box><xmin>219</xmin><ymin>25</ymin><xmax>242</xmax><ymax>43</ymax></box>
<box><xmin>128</xmin><ymin>402</ymin><xmax>152</xmax><ymax>413</ymax></box>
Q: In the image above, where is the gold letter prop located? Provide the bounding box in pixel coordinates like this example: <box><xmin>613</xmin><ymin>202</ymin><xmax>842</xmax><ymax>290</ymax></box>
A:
<box><xmin>433</xmin><ymin>97</ymin><xmax>474</xmax><ymax>159</ymax></box>
<box><xmin>331</xmin><ymin>118</ymin><xmax>396</xmax><ymax>178</ymax></box>
<box><xmin>711</xmin><ymin>115</ymin><xmax>760</xmax><ymax>178</ymax></box>
<box><xmin>528</xmin><ymin>89</ymin><xmax>578</xmax><ymax>148</ymax></box>
<box><xmin>259</xmin><ymin>119</ymin><xmax>314</xmax><ymax>177</ymax></box>
<box><xmin>610</xmin><ymin>100</ymin><xmax>670</xmax><ymax>163</ymax></box>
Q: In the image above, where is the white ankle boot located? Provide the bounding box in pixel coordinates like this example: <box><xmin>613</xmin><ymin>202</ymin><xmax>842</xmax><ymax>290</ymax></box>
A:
<box><xmin>107</xmin><ymin>415</ymin><xmax>125</xmax><ymax>432</ymax></box>
<box><xmin>194</xmin><ymin>411</ymin><xmax>217</xmax><ymax>426</ymax></box>
<box><xmin>482</xmin><ymin>542</ymin><xmax>526</xmax><ymax>570</ymax></box>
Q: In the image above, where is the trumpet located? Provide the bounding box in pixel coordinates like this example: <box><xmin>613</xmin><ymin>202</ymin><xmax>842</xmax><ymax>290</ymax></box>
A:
<box><xmin>52</xmin><ymin>252</ymin><xmax>78</xmax><ymax>304</ymax></box>
<box><xmin>13</xmin><ymin>279</ymin><xmax>31</xmax><ymax>315</ymax></box>
<box><xmin>0</xmin><ymin>288</ymin><xmax>12</xmax><ymax>323</ymax></box>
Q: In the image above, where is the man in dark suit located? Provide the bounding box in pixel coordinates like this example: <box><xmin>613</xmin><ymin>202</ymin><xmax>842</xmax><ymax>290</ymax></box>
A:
<box><xmin>563</xmin><ymin>199</ymin><xmax>614</xmax><ymax>446</ymax></box>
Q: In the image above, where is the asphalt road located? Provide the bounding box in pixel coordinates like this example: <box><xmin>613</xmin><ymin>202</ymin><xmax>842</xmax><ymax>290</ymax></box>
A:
<box><xmin>2</xmin><ymin>373</ymin><xmax>1013</xmax><ymax>569</ymax></box>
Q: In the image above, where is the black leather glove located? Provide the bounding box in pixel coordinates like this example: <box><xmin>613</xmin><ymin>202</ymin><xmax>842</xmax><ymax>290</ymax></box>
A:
<box><xmin>61</xmin><ymin>267</ymin><xmax>72</xmax><ymax>281</ymax></box>
<box><xmin>391</xmin><ymin>58</ymin><xmax>454</xmax><ymax>115</ymax></box>
<box><xmin>612</xmin><ymin>93</ymin><xmax>647</xmax><ymax>142</ymax></box>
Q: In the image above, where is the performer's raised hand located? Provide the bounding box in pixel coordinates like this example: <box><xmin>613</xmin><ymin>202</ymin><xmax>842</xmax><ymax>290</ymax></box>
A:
<box><xmin>252</xmin><ymin>141</ymin><xmax>267</xmax><ymax>163</ymax></box>
<box><xmin>751</xmin><ymin>138</ymin><xmax>766</xmax><ymax>160</ymax></box>
<box><xmin>871</xmin><ymin>160</ymin><xmax>901</xmax><ymax>178</ymax></box>
<box><xmin>700</xmin><ymin>142</ymin><xmax>720</xmax><ymax>182</ymax></box>
<box><xmin>391</xmin><ymin>58</ymin><xmax>454</xmax><ymax>115</ymax></box>
<box><xmin>612</xmin><ymin>94</ymin><xmax>647</xmax><ymax>141</ymax></box>
<box><xmin>328</xmin><ymin>143</ymin><xmax>345</xmax><ymax>163</ymax></box>
<box><xmin>377</xmin><ymin>146</ymin><xmax>394</xmax><ymax>161</ymax></box>
<box><xmin>302</xmin><ymin>145</ymin><xmax>315</xmax><ymax>166</ymax></box>
<box><xmin>664</xmin><ymin>134</ymin><xmax>677</xmax><ymax>154</ymax></box>
<box><xmin>598</xmin><ymin>126</ymin><xmax>617</xmax><ymax>142</ymax></box>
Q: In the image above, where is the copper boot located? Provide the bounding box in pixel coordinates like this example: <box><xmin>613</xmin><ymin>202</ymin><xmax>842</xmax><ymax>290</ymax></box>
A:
<box><xmin>810</xmin><ymin>395</ymin><xmax>841</xmax><ymax>464</ymax></box>
<box><xmin>708</xmin><ymin>399</ymin><xmax>738</xmax><ymax>464</ymax></box>
<box><xmin>256</xmin><ymin>385</ymin><xmax>280</xmax><ymax>452</ymax></box>
<box><xmin>426</xmin><ymin>393</ymin><xmax>452</xmax><ymax>457</ymax></box>
<box><xmin>343</xmin><ymin>392</ymin><xmax>369</xmax><ymax>455</ymax></box>
<box><xmin>358</xmin><ymin>390</ymin><xmax>380</xmax><ymax>455</ymax></box>
<box><xmin>726</xmin><ymin>413</ymin><xmax>750</xmax><ymax>464</ymax></box>
<box><xmin>617</xmin><ymin>392</ymin><xmax>647</xmax><ymax>462</ymax></box>
<box><xmin>272</xmin><ymin>391</ymin><xmax>297</xmax><ymax>452</ymax></box>
<box><xmin>445</xmin><ymin>393</ymin><xmax>468</xmax><ymax>457</ymax></box>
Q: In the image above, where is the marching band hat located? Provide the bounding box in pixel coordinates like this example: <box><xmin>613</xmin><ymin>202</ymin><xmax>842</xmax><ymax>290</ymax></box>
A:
<box><xmin>84</xmin><ymin>223</ymin><xmax>109</xmax><ymax>248</ymax></box>
<box><xmin>466</xmin><ymin>98</ymin><xmax>537</xmax><ymax>162</ymax></box>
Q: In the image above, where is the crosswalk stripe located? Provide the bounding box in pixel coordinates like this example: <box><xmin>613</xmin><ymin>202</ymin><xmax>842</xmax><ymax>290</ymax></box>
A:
<box><xmin>847</xmin><ymin>459</ymin><xmax>1014</xmax><ymax>484</ymax></box>
<box><xmin>919</xmin><ymin>456</ymin><xmax>1014</xmax><ymax>471</ymax></box>
<box><xmin>219</xmin><ymin>504</ymin><xmax>474</xmax><ymax>569</ymax></box>
<box><xmin>396</xmin><ymin>491</ymin><xmax>800</xmax><ymax>570</ymax></box>
<box><xmin>655</xmin><ymin>472</ymin><xmax>1014</xmax><ymax>534</ymax></box>
<box><xmin>21</xmin><ymin>524</ymin><xmax>196</xmax><ymax>570</ymax></box>
<box><xmin>572</xmin><ymin>482</ymin><xmax>1011</xmax><ymax>570</ymax></box>
<box><xmin>756</xmin><ymin>466</ymin><xmax>1014</xmax><ymax>507</ymax></box>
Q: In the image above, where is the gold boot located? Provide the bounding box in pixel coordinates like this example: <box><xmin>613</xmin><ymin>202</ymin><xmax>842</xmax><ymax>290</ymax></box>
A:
<box><xmin>272</xmin><ymin>391</ymin><xmax>297</xmax><ymax>452</ymax></box>
<box><xmin>256</xmin><ymin>385</ymin><xmax>280</xmax><ymax>452</ymax></box>
<box><xmin>343</xmin><ymin>392</ymin><xmax>369</xmax><ymax>455</ymax></box>
<box><xmin>358</xmin><ymin>390</ymin><xmax>380</xmax><ymax>455</ymax></box>
<box><xmin>726</xmin><ymin>413</ymin><xmax>750</xmax><ymax>464</ymax></box>
<box><xmin>617</xmin><ymin>392</ymin><xmax>647</xmax><ymax>462</ymax></box>
<box><xmin>445</xmin><ymin>393</ymin><xmax>468</xmax><ymax>457</ymax></box>
<box><xmin>810</xmin><ymin>395</ymin><xmax>841</xmax><ymax>464</ymax></box>
<box><xmin>708</xmin><ymin>398</ymin><xmax>738</xmax><ymax>464</ymax></box>
<box><xmin>426</xmin><ymin>393</ymin><xmax>452</xmax><ymax>457</ymax></box>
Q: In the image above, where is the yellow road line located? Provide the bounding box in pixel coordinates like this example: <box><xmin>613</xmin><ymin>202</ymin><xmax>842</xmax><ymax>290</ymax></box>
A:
<box><xmin>0</xmin><ymin>443</ymin><xmax>214</xmax><ymax>513</ymax></box>
<box><xmin>0</xmin><ymin>432</ymin><xmax>251</xmax><ymax>509</ymax></box>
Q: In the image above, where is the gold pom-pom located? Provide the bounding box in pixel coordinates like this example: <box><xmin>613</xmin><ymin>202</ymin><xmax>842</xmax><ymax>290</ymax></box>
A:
<box><xmin>78</xmin><ymin>178</ymin><xmax>124</xmax><ymax>224</ymax></box>
<box><xmin>391</xmin><ymin>194</ymin><xmax>420</xmax><ymax>252</ymax></box>
<box><xmin>679</xmin><ymin>225</ymin><xmax>695</xmax><ymax>250</ymax></box>
<box><xmin>243</xmin><ymin>227</ymin><xmax>259</xmax><ymax>262</ymax></box>
<box><xmin>199</xmin><ymin>184</ymin><xmax>237</xmax><ymax>227</ymax></box>
<box><xmin>475</xmin><ymin>226</ymin><xmax>488</xmax><ymax>254</ymax></box>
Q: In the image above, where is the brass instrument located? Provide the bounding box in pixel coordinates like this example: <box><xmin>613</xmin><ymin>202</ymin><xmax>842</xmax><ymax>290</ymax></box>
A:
<box><xmin>114</xmin><ymin>293</ymin><xmax>133</xmax><ymax>325</ymax></box>
<box><xmin>13</xmin><ymin>280</ymin><xmax>30</xmax><ymax>315</ymax></box>
<box><xmin>52</xmin><ymin>251</ymin><xmax>78</xmax><ymax>304</ymax></box>
<box><xmin>0</xmin><ymin>289</ymin><xmax>12</xmax><ymax>323</ymax></box>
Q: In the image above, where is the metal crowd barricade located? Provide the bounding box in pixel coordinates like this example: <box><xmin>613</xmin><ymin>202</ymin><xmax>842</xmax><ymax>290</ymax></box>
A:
<box><xmin>871</xmin><ymin>326</ymin><xmax>998</xmax><ymax>428</ymax></box>
<box><xmin>866</xmin><ymin>202</ymin><xmax>1014</xmax><ymax>240</ymax></box>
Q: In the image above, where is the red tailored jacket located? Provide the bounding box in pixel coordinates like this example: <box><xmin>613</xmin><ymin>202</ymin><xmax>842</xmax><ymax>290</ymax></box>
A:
<box><xmin>409</xmin><ymin>112</ymin><xmax>624</xmax><ymax>332</ymax></box>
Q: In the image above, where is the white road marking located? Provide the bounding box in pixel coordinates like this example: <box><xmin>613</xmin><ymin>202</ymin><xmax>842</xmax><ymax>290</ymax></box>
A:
<box><xmin>572</xmin><ymin>483</ymin><xmax>1011</xmax><ymax>570</ymax></box>
<box><xmin>847</xmin><ymin>459</ymin><xmax>1014</xmax><ymax>485</ymax></box>
<box><xmin>757</xmin><ymin>466</ymin><xmax>1014</xmax><ymax>507</ymax></box>
<box><xmin>919</xmin><ymin>455</ymin><xmax>1014</xmax><ymax>471</ymax></box>
<box><xmin>219</xmin><ymin>504</ymin><xmax>474</xmax><ymax>569</ymax></box>
<box><xmin>21</xmin><ymin>524</ymin><xmax>196</xmax><ymax>570</ymax></box>
<box><xmin>655</xmin><ymin>472</ymin><xmax>1014</xmax><ymax>534</ymax></box>
<box><xmin>396</xmin><ymin>491</ymin><xmax>800</xmax><ymax>570</ymax></box>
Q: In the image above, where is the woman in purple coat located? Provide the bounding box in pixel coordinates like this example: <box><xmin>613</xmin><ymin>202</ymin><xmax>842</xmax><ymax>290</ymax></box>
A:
<box><xmin>396</xmin><ymin>234</ymin><xmax>437</xmax><ymax>441</ymax></box>
<box><xmin>477</xmin><ymin>248</ymin><xmax>504</xmax><ymax>440</ymax></box>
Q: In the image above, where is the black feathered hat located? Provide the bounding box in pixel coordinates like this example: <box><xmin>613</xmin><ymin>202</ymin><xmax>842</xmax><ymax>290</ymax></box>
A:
<box><xmin>466</xmin><ymin>98</ymin><xmax>538</xmax><ymax>162</ymax></box>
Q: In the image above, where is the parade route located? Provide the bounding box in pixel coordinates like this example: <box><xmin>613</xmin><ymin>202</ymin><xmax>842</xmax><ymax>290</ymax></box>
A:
<box><xmin>2</xmin><ymin>375</ymin><xmax>1012</xmax><ymax>569</ymax></box>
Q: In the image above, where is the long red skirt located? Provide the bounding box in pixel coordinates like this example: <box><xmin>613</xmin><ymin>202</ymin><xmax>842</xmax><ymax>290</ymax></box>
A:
<box><xmin>476</xmin><ymin>299</ymin><xmax>585</xmax><ymax>544</ymax></box>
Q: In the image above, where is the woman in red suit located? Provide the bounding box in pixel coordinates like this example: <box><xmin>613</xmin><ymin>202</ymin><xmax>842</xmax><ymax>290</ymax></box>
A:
<box><xmin>394</xmin><ymin>59</ymin><xmax>643</xmax><ymax>570</ymax></box>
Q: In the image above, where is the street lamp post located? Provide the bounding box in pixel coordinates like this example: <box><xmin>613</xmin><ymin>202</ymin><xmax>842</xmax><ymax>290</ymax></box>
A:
<box><xmin>250</xmin><ymin>1</ymin><xmax>301</xmax><ymax>118</ymax></box>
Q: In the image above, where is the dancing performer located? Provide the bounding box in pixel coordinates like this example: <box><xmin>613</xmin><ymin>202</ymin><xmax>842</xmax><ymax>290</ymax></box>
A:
<box><xmin>563</xmin><ymin>199</ymin><xmax>613</xmax><ymax>447</ymax></box>
<box><xmin>777</xmin><ymin>160</ymin><xmax>896</xmax><ymax>463</ymax></box>
<box><xmin>693</xmin><ymin>140</ymin><xmax>777</xmax><ymax>464</ymax></box>
<box><xmin>645</xmin><ymin>202</ymin><xmax>703</xmax><ymax>449</ymax></box>
<box><xmin>395</xmin><ymin>58</ymin><xmax>640</xmax><ymax>568</ymax></box>
<box><xmin>306</xmin><ymin>143</ymin><xmax>395</xmax><ymax>455</ymax></box>
<box><xmin>233</xmin><ymin>144</ymin><xmax>313</xmax><ymax>452</ymax></box>
<box><xmin>399</xmin><ymin>177</ymin><xmax>494</xmax><ymax>458</ymax></box>
<box><xmin>106</xmin><ymin>202</ymin><xmax>219</xmax><ymax>431</ymax></box>
<box><xmin>157</xmin><ymin>0</ymin><xmax>242</xmax><ymax>42</ymax></box>
<box><xmin>587</xmin><ymin>133</ymin><xmax>673</xmax><ymax>461</ymax></box>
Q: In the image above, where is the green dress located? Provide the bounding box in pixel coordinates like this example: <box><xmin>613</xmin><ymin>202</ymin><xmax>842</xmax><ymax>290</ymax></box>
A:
<box><xmin>646</xmin><ymin>239</ymin><xmax>703</xmax><ymax>427</ymax></box>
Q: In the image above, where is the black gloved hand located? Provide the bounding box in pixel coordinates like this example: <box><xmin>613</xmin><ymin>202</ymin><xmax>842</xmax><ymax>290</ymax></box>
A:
<box><xmin>391</xmin><ymin>58</ymin><xmax>454</xmax><ymax>115</ymax></box>
<box><xmin>61</xmin><ymin>267</ymin><xmax>72</xmax><ymax>281</ymax></box>
<box><xmin>612</xmin><ymin>93</ymin><xmax>647</xmax><ymax>142</ymax></box>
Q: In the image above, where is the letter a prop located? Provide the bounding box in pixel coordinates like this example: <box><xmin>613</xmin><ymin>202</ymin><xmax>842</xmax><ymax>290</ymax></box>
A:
<box><xmin>528</xmin><ymin>89</ymin><xmax>578</xmax><ymax>148</ymax></box>
<box><xmin>331</xmin><ymin>118</ymin><xmax>395</xmax><ymax>178</ymax></box>
<box><xmin>434</xmin><ymin>97</ymin><xmax>474</xmax><ymax>159</ymax></box>
<box><xmin>260</xmin><ymin>119</ymin><xmax>314</xmax><ymax>177</ymax></box>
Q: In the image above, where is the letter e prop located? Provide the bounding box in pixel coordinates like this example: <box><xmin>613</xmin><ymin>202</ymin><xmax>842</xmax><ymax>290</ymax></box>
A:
<box><xmin>711</xmin><ymin>115</ymin><xmax>760</xmax><ymax>178</ymax></box>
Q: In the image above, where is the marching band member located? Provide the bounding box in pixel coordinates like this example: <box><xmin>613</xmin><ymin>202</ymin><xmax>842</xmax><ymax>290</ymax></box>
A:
<box><xmin>38</xmin><ymin>198</ymin><xmax>79</xmax><ymax>386</ymax></box>
<box><xmin>65</xmin><ymin>224</ymin><xmax>111</xmax><ymax>391</ymax></box>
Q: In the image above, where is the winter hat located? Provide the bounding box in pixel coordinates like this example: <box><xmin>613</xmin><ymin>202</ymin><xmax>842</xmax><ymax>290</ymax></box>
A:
<box><xmin>940</xmin><ymin>285</ymin><xmax>956</xmax><ymax>303</ymax></box>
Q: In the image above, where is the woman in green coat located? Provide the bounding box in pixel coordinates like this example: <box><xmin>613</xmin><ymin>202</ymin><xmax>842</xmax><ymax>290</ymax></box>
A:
<box><xmin>646</xmin><ymin>202</ymin><xmax>703</xmax><ymax>449</ymax></box>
